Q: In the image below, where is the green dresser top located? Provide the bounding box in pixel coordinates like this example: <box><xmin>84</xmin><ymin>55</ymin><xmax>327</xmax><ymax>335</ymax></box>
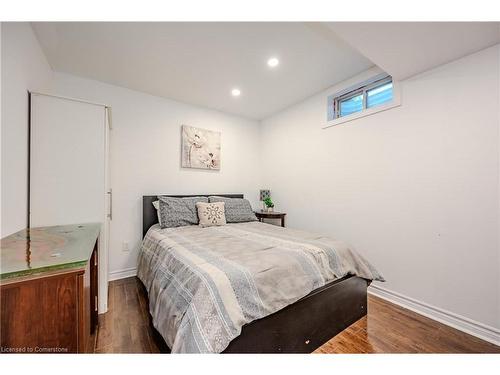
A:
<box><xmin>0</xmin><ymin>223</ymin><xmax>100</xmax><ymax>281</ymax></box>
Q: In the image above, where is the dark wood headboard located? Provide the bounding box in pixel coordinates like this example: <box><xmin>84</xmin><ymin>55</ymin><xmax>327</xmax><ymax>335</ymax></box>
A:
<box><xmin>142</xmin><ymin>194</ymin><xmax>244</xmax><ymax>237</ymax></box>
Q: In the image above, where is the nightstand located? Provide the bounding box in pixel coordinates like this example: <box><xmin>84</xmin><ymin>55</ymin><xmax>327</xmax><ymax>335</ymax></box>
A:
<box><xmin>254</xmin><ymin>210</ymin><xmax>287</xmax><ymax>227</ymax></box>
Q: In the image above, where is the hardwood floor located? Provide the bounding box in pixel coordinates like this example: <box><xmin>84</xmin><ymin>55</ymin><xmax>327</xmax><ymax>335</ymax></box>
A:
<box><xmin>94</xmin><ymin>277</ymin><xmax>160</xmax><ymax>353</ymax></box>
<box><xmin>94</xmin><ymin>277</ymin><xmax>500</xmax><ymax>354</ymax></box>
<box><xmin>314</xmin><ymin>295</ymin><xmax>500</xmax><ymax>354</ymax></box>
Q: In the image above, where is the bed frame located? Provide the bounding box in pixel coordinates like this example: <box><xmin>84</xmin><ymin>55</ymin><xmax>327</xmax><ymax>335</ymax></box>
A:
<box><xmin>142</xmin><ymin>194</ymin><xmax>370</xmax><ymax>353</ymax></box>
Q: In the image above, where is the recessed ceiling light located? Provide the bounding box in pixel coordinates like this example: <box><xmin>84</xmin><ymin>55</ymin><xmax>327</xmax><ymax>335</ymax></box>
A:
<box><xmin>267</xmin><ymin>57</ymin><xmax>279</xmax><ymax>68</ymax></box>
<box><xmin>231</xmin><ymin>88</ymin><xmax>241</xmax><ymax>97</ymax></box>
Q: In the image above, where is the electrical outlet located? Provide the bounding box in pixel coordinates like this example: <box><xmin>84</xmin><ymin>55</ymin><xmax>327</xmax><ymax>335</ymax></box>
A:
<box><xmin>122</xmin><ymin>241</ymin><xmax>130</xmax><ymax>252</ymax></box>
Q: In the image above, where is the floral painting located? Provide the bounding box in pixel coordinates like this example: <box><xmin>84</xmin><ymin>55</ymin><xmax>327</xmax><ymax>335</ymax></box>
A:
<box><xmin>181</xmin><ymin>125</ymin><xmax>221</xmax><ymax>170</ymax></box>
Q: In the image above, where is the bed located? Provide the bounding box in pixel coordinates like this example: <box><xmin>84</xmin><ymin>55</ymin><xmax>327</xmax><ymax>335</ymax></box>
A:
<box><xmin>138</xmin><ymin>194</ymin><xmax>383</xmax><ymax>353</ymax></box>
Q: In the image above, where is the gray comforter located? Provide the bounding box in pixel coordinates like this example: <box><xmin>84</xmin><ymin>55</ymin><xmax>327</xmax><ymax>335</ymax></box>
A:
<box><xmin>137</xmin><ymin>221</ymin><xmax>383</xmax><ymax>353</ymax></box>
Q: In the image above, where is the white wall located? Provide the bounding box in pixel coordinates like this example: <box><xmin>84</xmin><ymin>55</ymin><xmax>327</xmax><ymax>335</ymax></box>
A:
<box><xmin>1</xmin><ymin>23</ymin><xmax>53</xmax><ymax>236</ymax></box>
<box><xmin>260</xmin><ymin>45</ymin><xmax>500</xmax><ymax>331</ymax></box>
<box><xmin>50</xmin><ymin>72</ymin><xmax>262</xmax><ymax>277</ymax></box>
<box><xmin>498</xmin><ymin>43</ymin><xmax>500</xmax><ymax>336</ymax></box>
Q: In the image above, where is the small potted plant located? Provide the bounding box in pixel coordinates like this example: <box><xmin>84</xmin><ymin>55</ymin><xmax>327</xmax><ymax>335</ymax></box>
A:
<box><xmin>263</xmin><ymin>197</ymin><xmax>275</xmax><ymax>212</ymax></box>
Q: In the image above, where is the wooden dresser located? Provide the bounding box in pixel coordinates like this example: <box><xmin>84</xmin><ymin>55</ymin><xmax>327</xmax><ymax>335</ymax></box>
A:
<box><xmin>0</xmin><ymin>223</ymin><xmax>100</xmax><ymax>353</ymax></box>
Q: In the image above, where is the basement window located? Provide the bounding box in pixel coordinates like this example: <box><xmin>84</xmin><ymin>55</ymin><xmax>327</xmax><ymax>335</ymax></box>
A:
<box><xmin>326</xmin><ymin>73</ymin><xmax>399</xmax><ymax>128</ymax></box>
<box><xmin>334</xmin><ymin>76</ymin><xmax>393</xmax><ymax>119</ymax></box>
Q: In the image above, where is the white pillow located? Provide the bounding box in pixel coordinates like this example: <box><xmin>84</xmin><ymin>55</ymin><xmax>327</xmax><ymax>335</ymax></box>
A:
<box><xmin>196</xmin><ymin>202</ymin><xmax>226</xmax><ymax>227</ymax></box>
<box><xmin>152</xmin><ymin>200</ymin><xmax>162</xmax><ymax>226</ymax></box>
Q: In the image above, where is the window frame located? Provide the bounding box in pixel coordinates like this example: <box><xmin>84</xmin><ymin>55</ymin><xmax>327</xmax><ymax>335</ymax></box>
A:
<box><xmin>333</xmin><ymin>75</ymin><xmax>393</xmax><ymax>119</ymax></box>
<box><xmin>325</xmin><ymin>73</ymin><xmax>401</xmax><ymax>129</ymax></box>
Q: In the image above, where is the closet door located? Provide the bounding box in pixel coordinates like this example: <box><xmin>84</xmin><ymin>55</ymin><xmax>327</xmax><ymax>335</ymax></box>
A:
<box><xmin>30</xmin><ymin>94</ymin><xmax>105</xmax><ymax>226</ymax></box>
<box><xmin>30</xmin><ymin>93</ymin><xmax>109</xmax><ymax>313</ymax></box>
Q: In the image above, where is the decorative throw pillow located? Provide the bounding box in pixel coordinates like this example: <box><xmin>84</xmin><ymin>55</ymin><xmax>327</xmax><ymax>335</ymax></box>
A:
<box><xmin>196</xmin><ymin>202</ymin><xmax>226</xmax><ymax>227</ymax></box>
<box><xmin>208</xmin><ymin>196</ymin><xmax>257</xmax><ymax>223</ymax></box>
<box><xmin>157</xmin><ymin>196</ymin><xmax>208</xmax><ymax>228</ymax></box>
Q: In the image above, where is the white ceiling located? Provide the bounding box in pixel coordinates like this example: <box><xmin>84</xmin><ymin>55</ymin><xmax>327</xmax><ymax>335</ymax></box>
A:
<box><xmin>31</xmin><ymin>22</ymin><xmax>373</xmax><ymax>120</ymax></box>
<box><xmin>326</xmin><ymin>22</ymin><xmax>500</xmax><ymax>80</ymax></box>
<box><xmin>31</xmin><ymin>22</ymin><xmax>500</xmax><ymax>120</ymax></box>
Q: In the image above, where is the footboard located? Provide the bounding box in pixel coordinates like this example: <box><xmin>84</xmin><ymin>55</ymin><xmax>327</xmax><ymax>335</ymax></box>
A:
<box><xmin>142</xmin><ymin>275</ymin><xmax>369</xmax><ymax>353</ymax></box>
<box><xmin>223</xmin><ymin>275</ymin><xmax>369</xmax><ymax>353</ymax></box>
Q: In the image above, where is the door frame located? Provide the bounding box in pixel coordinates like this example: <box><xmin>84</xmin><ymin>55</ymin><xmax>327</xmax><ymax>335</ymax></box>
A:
<box><xmin>28</xmin><ymin>91</ymin><xmax>111</xmax><ymax>314</ymax></box>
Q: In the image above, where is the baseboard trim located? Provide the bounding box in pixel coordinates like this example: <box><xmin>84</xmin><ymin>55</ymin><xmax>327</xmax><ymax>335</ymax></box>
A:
<box><xmin>368</xmin><ymin>284</ymin><xmax>500</xmax><ymax>347</ymax></box>
<box><xmin>106</xmin><ymin>268</ymin><xmax>499</xmax><ymax>346</ymax></box>
<box><xmin>108</xmin><ymin>267</ymin><xmax>137</xmax><ymax>281</ymax></box>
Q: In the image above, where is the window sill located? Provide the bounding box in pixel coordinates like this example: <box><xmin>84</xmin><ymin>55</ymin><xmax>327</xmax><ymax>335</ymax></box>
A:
<box><xmin>323</xmin><ymin>99</ymin><xmax>401</xmax><ymax>129</ymax></box>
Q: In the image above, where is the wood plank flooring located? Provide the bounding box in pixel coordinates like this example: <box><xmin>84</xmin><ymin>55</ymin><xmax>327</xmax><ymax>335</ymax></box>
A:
<box><xmin>314</xmin><ymin>294</ymin><xmax>500</xmax><ymax>353</ymax></box>
<box><xmin>94</xmin><ymin>277</ymin><xmax>500</xmax><ymax>353</ymax></box>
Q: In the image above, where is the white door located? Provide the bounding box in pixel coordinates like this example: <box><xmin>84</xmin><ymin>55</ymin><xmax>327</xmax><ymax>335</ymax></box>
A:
<box><xmin>30</xmin><ymin>93</ymin><xmax>110</xmax><ymax>313</ymax></box>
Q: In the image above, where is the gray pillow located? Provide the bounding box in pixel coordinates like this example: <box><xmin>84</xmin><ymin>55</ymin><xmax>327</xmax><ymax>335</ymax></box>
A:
<box><xmin>157</xmin><ymin>196</ymin><xmax>208</xmax><ymax>228</ymax></box>
<box><xmin>208</xmin><ymin>196</ymin><xmax>257</xmax><ymax>223</ymax></box>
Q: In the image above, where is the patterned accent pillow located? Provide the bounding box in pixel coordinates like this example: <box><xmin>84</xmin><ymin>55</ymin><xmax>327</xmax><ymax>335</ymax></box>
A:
<box><xmin>208</xmin><ymin>196</ymin><xmax>257</xmax><ymax>223</ymax></box>
<box><xmin>157</xmin><ymin>196</ymin><xmax>208</xmax><ymax>228</ymax></box>
<box><xmin>196</xmin><ymin>202</ymin><xmax>226</xmax><ymax>227</ymax></box>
